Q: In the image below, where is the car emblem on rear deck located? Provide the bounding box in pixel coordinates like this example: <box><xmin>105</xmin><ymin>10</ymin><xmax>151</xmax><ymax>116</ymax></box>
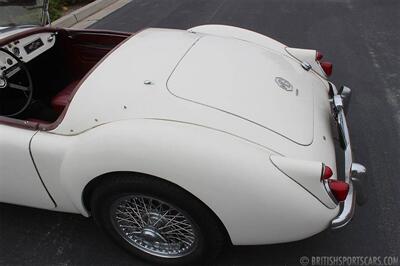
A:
<box><xmin>275</xmin><ymin>77</ymin><xmax>293</xmax><ymax>91</ymax></box>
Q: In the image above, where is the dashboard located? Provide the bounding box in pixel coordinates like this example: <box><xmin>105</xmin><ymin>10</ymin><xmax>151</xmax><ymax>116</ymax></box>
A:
<box><xmin>0</xmin><ymin>32</ymin><xmax>56</xmax><ymax>73</ymax></box>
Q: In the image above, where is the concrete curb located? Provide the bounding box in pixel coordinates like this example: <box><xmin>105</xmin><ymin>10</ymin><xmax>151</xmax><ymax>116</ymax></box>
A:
<box><xmin>52</xmin><ymin>0</ymin><xmax>120</xmax><ymax>28</ymax></box>
<box><xmin>72</xmin><ymin>0</ymin><xmax>131</xmax><ymax>29</ymax></box>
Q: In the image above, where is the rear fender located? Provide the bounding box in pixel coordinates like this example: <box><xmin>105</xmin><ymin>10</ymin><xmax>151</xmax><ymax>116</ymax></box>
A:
<box><xmin>56</xmin><ymin>119</ymin><xmax>338</xmax><ymax>244</ymax></box>
<box><xmin>270</xmin><ymin>155</ymin><xmax>337</xmax><ymax>208</ymax></box>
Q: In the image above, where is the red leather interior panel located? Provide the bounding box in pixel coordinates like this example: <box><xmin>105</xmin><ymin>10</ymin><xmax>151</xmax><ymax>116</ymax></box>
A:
<box><xmin>51</xmin><ymin>80</ymin><xmax>80</xmax><ymax>114</ymax></box>
<box><xmin>65</xmin><ymin>31</ymin><xmax>128</xmax><ymax>79</ymax></box>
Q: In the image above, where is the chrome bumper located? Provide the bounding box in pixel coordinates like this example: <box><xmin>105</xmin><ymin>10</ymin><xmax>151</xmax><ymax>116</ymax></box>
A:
<box><xmin>329</xmin><ymin>83</ymin><xmax>367</xmax><ymax>229</ymax></box>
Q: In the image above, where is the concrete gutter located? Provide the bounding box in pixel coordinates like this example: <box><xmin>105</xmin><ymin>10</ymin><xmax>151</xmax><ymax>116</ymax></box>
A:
<box><xmin>52</xmin><ymin>0</ymin><xmax>130</xmax><ymax>28</ymax></box>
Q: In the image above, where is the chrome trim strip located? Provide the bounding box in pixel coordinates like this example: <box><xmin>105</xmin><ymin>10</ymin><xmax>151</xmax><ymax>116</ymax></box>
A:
<box><xmin>323</xmin><ymin>180</ymin><xmax>339</xmax><ymax>205</ymax></box>
<box><xmin>301</xmin><ymin>61</ymin><xmax>312</xmax><ymax>71</ymax></box>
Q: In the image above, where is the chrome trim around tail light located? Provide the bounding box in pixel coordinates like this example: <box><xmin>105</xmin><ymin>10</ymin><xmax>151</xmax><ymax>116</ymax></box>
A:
<box><xmin>331</xmin><ymin>182</ymin><xmax>356</xmax><ymax>229</ymax></box>
<box><xmin>323</xmin><ymin>180</ymin><xmax>339</xmax><ymax>205</ymax></box>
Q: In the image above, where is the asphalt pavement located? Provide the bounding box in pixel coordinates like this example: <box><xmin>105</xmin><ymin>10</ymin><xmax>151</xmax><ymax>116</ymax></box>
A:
<box><xmin>1</xmin><ymin>0</ymin><xmax>399</xmax><ymax>265</ymax></box>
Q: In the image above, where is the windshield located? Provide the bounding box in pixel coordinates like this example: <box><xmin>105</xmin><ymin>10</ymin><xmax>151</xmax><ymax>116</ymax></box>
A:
<box><xmin>0</xmin><ymin>0</ymin><xmax>46</xmax><ymax>27</ymax></box>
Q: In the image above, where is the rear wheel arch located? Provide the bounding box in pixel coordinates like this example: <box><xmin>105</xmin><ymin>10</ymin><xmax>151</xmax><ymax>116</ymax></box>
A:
<box><xmin>81</xmin><ymin>171</ymin><xmax>232</xmax><ymax>245</ymax></box>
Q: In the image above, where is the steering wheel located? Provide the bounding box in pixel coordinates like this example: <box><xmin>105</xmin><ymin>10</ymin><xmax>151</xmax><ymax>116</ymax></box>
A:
<box><xmin>0</xmin><ymin>47</ymin><xmax>34</xmax><ymax>117</ymax></box>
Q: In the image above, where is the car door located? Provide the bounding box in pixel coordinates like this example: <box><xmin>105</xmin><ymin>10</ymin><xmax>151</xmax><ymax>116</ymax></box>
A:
<box><xmin>0</xmin><ymin>123</ymin><xmax>55</xmax><ymax>209</ymax></box>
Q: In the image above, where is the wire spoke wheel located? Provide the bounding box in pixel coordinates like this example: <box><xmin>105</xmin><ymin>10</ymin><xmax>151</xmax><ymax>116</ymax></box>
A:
<box><xmin>110</xmin><ymin>194</ymin><xmax>199</xmax><ymax>258</ymax></box>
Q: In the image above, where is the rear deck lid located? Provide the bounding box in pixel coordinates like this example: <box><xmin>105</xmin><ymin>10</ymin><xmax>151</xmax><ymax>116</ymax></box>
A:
<box><xmin>167</xmin><ymin>36</ymin><xmax>315</xmax><ymax>145</ymax></box>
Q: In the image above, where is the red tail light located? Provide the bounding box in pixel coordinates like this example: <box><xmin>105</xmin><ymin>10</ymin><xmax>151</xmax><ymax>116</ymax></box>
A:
<box><xmin>320</xmin><ymin>61</ymin><xmax>333</xmax><ymax>76</ymax></box>
<box><xmin>321</xmin><ymin>165</ymin><xmax>333</xmax><ymax>180</ymax></box>
<box><xmin>328</xmin><ymin>180</ymin><xmax>349</xmax><ymax>202</ymax></box>
<box><xmin>316</xmin><ymin>51</ymin><xmax>323</xmax><ymax>61</ymax></box>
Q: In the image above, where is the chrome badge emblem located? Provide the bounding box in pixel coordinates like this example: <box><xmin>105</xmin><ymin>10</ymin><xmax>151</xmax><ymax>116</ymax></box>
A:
<box><xmin>275</xmin><ymin>77</ymin><xmax>293</xmax><ymax>91</ymax></box>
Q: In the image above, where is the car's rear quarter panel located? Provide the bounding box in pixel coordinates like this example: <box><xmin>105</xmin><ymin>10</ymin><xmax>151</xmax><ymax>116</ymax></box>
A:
<box><xmin>32</xmin><ymin>119</ymin><xmax>339</xmax><ymax>245</ymax></box>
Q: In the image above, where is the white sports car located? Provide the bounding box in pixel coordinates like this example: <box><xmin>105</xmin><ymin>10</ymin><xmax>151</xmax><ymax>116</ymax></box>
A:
<box><xmin>0</xmin><ymin>1</ymin><xmax>366</xmax><ymax>264</ymax></box>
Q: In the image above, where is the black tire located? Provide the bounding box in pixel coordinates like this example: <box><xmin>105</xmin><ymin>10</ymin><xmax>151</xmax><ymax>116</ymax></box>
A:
<box><xmin>90</xmin><ymin>173</ymin><xmax>226</xmax><ymax>265</ymax></box>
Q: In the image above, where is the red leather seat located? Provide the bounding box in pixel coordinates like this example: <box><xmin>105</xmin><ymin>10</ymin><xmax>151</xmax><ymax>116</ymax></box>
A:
<box><xmin>51</xmin><ymin>80</ymin><xmax>80</xmax><ymax>113</ymax></box>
